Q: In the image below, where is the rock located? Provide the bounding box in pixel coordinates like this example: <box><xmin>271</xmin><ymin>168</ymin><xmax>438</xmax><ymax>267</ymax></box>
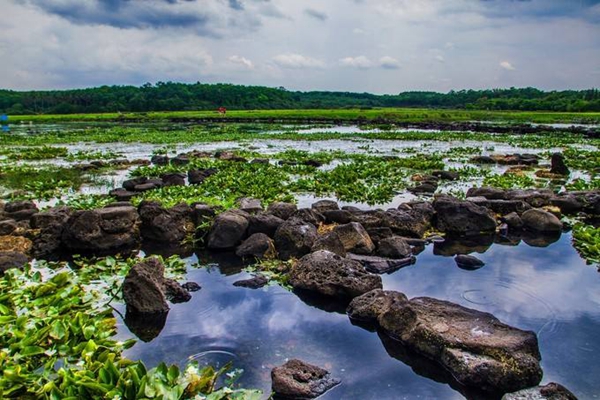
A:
<box><xmin>150</xmin><ymin>155</ymin><xmax>169</xmax><ymax>165</ymax></box>
<box><xmin>408</xmin><ymin>182</ymin><xmax>438</xmax><ymax>195</ymax></box>
<box><xmin>503</xmin><ymin>382</ymin><xmax>577</xmax><ymax>400</ymax></box>
<box><xmin>304</xmin><ymin>159</ymin><xmax>323</xmax><ymax>168</ymax></box>
<box><xmin>109</xmin><ymin>188</ymin><xmax>137</xmax><ymax>201</ymax></box>
<box><xmin>123</xmin><ymin>258</ymin><xmax>170</xmax><ymax>313</ymax></box>
<box><xmin>161</xmin><ymin>173</ymin><xmax>186</xmax><ymax>186</ymax></box>
<box><xmin>31</xmin><ymin>207</ymin><xmax>72</xmax><ymax>259</ymax></box>
<box><xmin>207</xmin><ymin>210</ymin><xmax>249</xmax><ymax>250</ymax></box>
<box><xmin>347</xmin><ymin>289</ymin><xmax>408</xmax><ymax>322</ymax></box>
<box><xmin>467</xmin><ymin>187</ymin><xmax>507</xmax><ymax>200</ymax></box>
<box><xmin>292</xmin><ymin>208</ymin><xmax>325</xmax><ymax>226</ymax></box>
<box><xmin>348</xmin><ymin>253</ymin><xmax>416</xmax><ymax>274</ymax></box>
<box><xmin>0</xmin><ymin>220</ymin><xmax>17</xmax><ymax>236</ymax></box>
<box><xmin>311</xmin><ymin>199</ymin><xmax>340</xmax><ymax>214</ymax></box>
<box><xmin>311</xmin><ymin>232</ymin><xmax>346</xmax><ymax>257</ymax></box>
<box><xmin>134</xmin><ymin>182</ymin><xmax>159</xmax><ymax>192</ymax></box>
<box><xmin>377</xmin><ymin>296</ymin><xmax>542</xmax><ymax>393</ymax></box>
<box><xmin>274</xmin><ymin>218</ymin><xmax>318</xmax><ymax>260</ymax></box>
<box><xmin>506</xmin><ymin>189</ymin><xmax>554</xmax><ymax>208</ymax></box>
<box><xmin>181</xmin><ymin>282</ymin><xmax>201</xmax><ymax>292</ymax></box>
<box><xmin>250</xmin><ymin>158</ymin><xmax>269</xmax><ymax>164</ymax></box>
<box><xmin>333</xmin><ymin>222</ymin><xmax>375</xmax><ymax>255</ymax></box>
<box><xmin>266</xmin><ymin>201</ymin><xmax>298</xmax><ymax>220</ymax></box>
<box><xmin>550</xmin><ymin>153</ymin><xmax>570</xmax><ymax>175</ymax></box>
<box><xmin>349</xmin><ymin>209</ymin><xmax>388</xmax><ymax>229</ymax></box>
<box><xmin>123</xmin><ymin>177</ymin><xmax>148</xmax><ymax>191</ymax></box>
<box><xmin>62</xmin><ymin>206</ymin><xmax>140</xmax><ymax>255</ymax></box>
<box><xmin>0</xmin><ymin>235</ymin><xmax>32</xmax><ymax>254</ymax></box>
<box><xmin>322</xmin><ymin>210</ymin><xmax>353</xmax><ymax>224</ymax></box>
<box><xmin>550</xmin><ymin>195</ymin><xmax>582</xmax><ymax>215</ymax></box>
<box><xmin>434</xmin><ymin>196</ymin><xmax>497</xmax><ymax>235</ymax></box>
<box><xmin>289</xmin><ymin>250</ymin><xmax>382</xmax><ymax>299</ymax></box>
<box><xmin>387</xmin><ymin>202</ymin><xmax>435</xmax><ymax>238</ymax></box>
<box><xmin>432</xmin><ymin>170</ymin><xmax>459</xmax><ymax>181</ymax></box>
<box><xmin>377</xmin><ymin>236</ymin><xmax>412</xmax><ymax>259</ymax></box>
<box><xmin>188</xmin><ymin>168</ymin><xmax>218</xmax><ymax>185</ymax></box>
<box><xmin>271</xmin><ymin>359</ymin><xmax>340</xmax><ymax>399</ymax></box>
<box><xmin>138</xmin><ymin>202</ymin><xmax>194</xmax><ymax>243</ymax></box>
<box><xmin>0</xmin><ymin>251</ymin><xmax>28</xmax><ymax>274</ymax></box>
<box><xmin>171</xmin><ymin>155</ymin><xmax>190</xmax><ymax>165</ymax></box>
<box><xmin>503</xmin><ymin>212</ymin><xmax>524</xmax><ymax>230</ymax></box>
<box><xmin>238</xmin><ymin>197</ymin><xmax>263</xmax><ymax>214</ymax></box>
<box><xmin>3</xmin><ymin>201</ymin><xmax>38</xmax><ymax>221</ymax></box>
<box><xmin>366</xmin><ymin>227</ymin><xmax>394</xmax><ymax>244</ymax></box>
<box><xmin>235</xmin><ymin>233</ymin><xmax>274</xmax><ymax>259</ymax></box>
<box><xmin>163</xmin><ymin>279</ymin><xmax>192</xmax><ymax>303</ymax></box>
<box><xmin>247</xmin><ymin>213</ymin><xmax>284</xmax><ymax>237</ymax></box>
<box><xmin>471</xmin><ymin>155</ymin><xmax>496</xmax><ymax>164</ymax></box>
<box><xmin>454</xmin><ymin>254</ymin><xmax>485</xmax><ymax>270</ymax></box>
<box><xmin>191</xmin><ymin>203</ymin><xmax>216</xmax><ymax>226</ymax></box>
<box><xmin>486</xmin><ymin>199</ymin><xmax>531</xmax><ymax>215</ymax></box>
<box><xmin>521</xmin><ymin>209</ymin><xmax>563</xmax><ymax>233</ymax></box>
<box><xmin>233</xmin><ymin>274</ymin><xmax>269</xmax><ymax>289</ymax></box>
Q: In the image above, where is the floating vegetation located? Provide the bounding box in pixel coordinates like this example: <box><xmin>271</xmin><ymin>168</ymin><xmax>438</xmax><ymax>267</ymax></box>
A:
<box><xmin>572</xmin><ymin>224</ymin><xmax>600</xmax><ymax>265</ymax></box>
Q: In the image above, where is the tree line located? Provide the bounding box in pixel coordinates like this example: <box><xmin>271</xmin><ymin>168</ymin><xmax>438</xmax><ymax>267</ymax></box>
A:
<box><xmin>1</xmin><ymin>82</ymin><xmax>599</xmax><ymax>114</ymax></box>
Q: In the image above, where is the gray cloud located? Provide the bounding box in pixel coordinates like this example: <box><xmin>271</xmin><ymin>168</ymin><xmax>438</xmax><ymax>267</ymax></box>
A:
<box><xmin>304</xmin><ymin>8</ymin><xmax>328</xmax><ymax>21</ymax></box>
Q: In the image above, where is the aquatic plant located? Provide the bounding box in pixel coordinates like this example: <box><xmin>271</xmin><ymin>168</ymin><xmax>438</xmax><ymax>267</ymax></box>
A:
<box><xmin>572</xmin><ymin>224</ymin><xmax>600</xmax><ymax>265</ymax></box>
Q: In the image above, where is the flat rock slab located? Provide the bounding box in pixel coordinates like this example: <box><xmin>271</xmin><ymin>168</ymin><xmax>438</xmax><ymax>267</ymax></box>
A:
<box><xmin>271</xmin><ymin>359</ymin><xmax>340</xmax><ymax>399</ymax></box>
<box><xmin>348</xmin><ymin>253</ymin><xmax>416</xmax><ymax>274</ymax></box>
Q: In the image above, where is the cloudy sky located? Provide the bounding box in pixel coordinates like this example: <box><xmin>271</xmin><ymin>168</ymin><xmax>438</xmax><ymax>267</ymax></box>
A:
<box><xmin>1</xmin><ymin>0</ymin><xmax>600</xmax><ymax>93</ymax></box>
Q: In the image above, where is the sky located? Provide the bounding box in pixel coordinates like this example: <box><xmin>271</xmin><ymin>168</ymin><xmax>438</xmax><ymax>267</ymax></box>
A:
<box><xmin>1</xmin><ymin>0</ymin><xmax>600</xmax><ymax>93</ymax></box>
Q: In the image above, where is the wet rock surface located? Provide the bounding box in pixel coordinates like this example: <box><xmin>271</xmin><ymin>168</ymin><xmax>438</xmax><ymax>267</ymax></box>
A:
<box><xmin>455</xmin><ymin>254</ymin><xmax>486</xmax><ymax>270</ymax></box>
<box><xmin>289</xmin><ymin>250</ymin><xmax>382</xmax><ymax>299</ymax></box>
<box><xmin>271</xmin><ymin>359</ymin><xmax>340</xmax><ymax>399</ymax></box>
<box><xmin>434</xmin><ymin>196</ymin><xmax>497</xmax><ymax>235</ymax></box>
<box><xmin>503</xmin><ymin>382</ymin><xmax>578</xmax><ymax>400</ymax></box>
<box><xmin>207</xmin><ymin>210</ymin><xmax>249</xmax><ymax>250</ymax></box>
<box><xmin>274</xmin><ymin>218</ymin><xmax>318</xmax><ymax>260</ymax></box>
<box><xmin>235</xmin><ymin>233</ymin><xmax>274</xmax><ymax>259</ymax></box>
<box><xmin>0</xmin><ymin>251</ymin><xmax>28</xmax><ymax>274</ymax></box>
<box><xmin>138</xmin><ymin>202</ymin><xmax>194</xmax><ymax>243</ymax></box>
<box><xmin>333</xmin><ymin>222</ymin><xmax>375</xmax><ymax>255</ymax></box>
<box><xmin>521</xmin><ymin>209</ymin><xmax>563</xmax><ymax>233</ymax></box>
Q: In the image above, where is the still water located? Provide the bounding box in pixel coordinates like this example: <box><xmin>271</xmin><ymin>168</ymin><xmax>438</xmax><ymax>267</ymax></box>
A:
<box><xmin>115</xmin><ymin>232</ymin><xmax>600</xmax><ymax>399</ymax></box>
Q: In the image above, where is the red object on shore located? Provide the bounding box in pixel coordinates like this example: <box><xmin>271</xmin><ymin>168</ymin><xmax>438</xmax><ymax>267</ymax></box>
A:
<box><xmin>217</xmin><ymin>107</ymin><xmax>227</xmax><ymax>115</ymax></box>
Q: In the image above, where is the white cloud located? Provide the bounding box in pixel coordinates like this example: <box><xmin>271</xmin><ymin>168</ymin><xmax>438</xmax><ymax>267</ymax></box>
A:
<box><xmin>228</xmin><ymin>55</ymin><xmax>253</xmax><ymax>69</ymax></box>
<box><xmin>500</xmin><ymin>61</ymin><xmax>516</xmax><ymax>71</ymax></box>
<box><xmin>340</xmin><ymin>55</ymin><xmax>373</xmax><ymax>69</ymax></box>
<box><xmin>435</xmin><ymin>55</ymin><xmax>445</xmax><ymax>63</ymax></box>
<box><xmin>352</xmin><ymin>28</ymin><xmax>365</xmax><ymax>34</ymax></box>
<box><xmin>272</xmin><ymin>53</ymin><xmax>325</xmax><ymax>69</ymax></box>
<box><xmin>379</xmin><ymin>56</ymin><xmax>401</xmax><ymax>69</ymax></box>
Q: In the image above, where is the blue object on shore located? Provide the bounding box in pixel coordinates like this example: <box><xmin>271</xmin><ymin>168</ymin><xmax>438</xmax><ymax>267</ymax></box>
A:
<box><xmin>0</xmin><ymin>114</ymin><xmax>7</xmax><ymax>122</ymax></box>
<box><xmin>1</xmin><ymin>125</ymin><xmax>9</xmax><ymax>132</ymax></box>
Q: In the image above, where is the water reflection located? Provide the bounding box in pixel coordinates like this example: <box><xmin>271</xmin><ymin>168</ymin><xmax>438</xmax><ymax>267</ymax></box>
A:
<box><xmin>115</xmin><ymin>233</ymin><xmax>600</xmax><ymax>399</ymax></box>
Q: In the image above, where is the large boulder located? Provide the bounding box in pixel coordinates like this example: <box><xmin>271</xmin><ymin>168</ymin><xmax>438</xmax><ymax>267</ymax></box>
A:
<box><xmin>311</xmin><ymin>232</ymin><xmax>346</xmax><ymax>257</ymax></box>
<box><xmin>347</xmin><ymin>289</ymin><xmax>408</xmax><ymax>322</ymax></box>
<box><xmin>3</xmin><ymin>200</ymin><xmax>38</xmax><ymax>221</ymax></box>
<box><xmin>292</xmin><ymin>208</ymin><xmax>325</xmax><ymax>226</ymax></box>
<box><xmin>333</xmin><ymin>222</ymin><xmax>375</xmax><ymax>255</ymax></box>
<box><xmin>377</xmin><ymin>296</ymin><xmax>543</xmax><ymax>393</ymax></box>
<box><xmin>247</xmin><ymin>213</ymin><xmax>284</xmax><ymax>238</ymax></box>
<box><xmin>434</xmin><ymin>196</ymin><xmax>497</xmax><ymax>235</ymax></box>
<box><xmin>271</xmin><ymin>359</ymin><xmax>340</xmax><ymax>399</ymax></box>
<box><xmin>521</xmin><ymin>209</ymin><xmax>563</xmax><ymax>233</ymax></box>
<box><xmin>386</xmin><ymin>202</ymin><xmax>435</xmax><ymax>238</ymax></box>
<box><xmin>207</xmin><ymin>210</ymin><xmax>249</xmax><ymax>250</ymax></box>
<box><xmin>31</xmin><ymin>206</ymin><xmax>72</xmax><ymax>259</ymax></box>
<box><xmin>377</xmin><ymin>236</ymin><xmax>412</xmax><ymax>259</ymax></box>
<box><xmin>62</xmin><ymin>206</ymin><xmax>140</xmax><ymax>255</ymax></box>
<box><xmin>235</xmin><ymin>233</ymin><xmax>274</xmax><ymax>259</ymax></box>
<box><xmin>311</xmin><ymin>200</ymin><xmax>340</xmax><ymax>214</ymax></box>
<box><xmin>138</xmin><ymin>202</ymin><xmax>194</xmax><ymax>243</ymax></box>
<box><xmin>274</xmin><ymin>218</ymin><xmax>318</xmax><ymax>260</ymax></box>
<box><xmin>289</xmin><ymin>250</ymin><xmax>382</xmax><ymax>299</ymax></box>
<box><xmin>503</xmin><ymin>382</ymin><xmax>577</xmax><ymax>400</ymax></box>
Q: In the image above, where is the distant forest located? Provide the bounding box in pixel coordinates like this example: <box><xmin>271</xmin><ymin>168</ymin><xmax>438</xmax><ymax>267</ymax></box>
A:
<box><xmin>1</xmin><ymin>83</ymin><xmax>599</xmax><ymax>114</ymax></box>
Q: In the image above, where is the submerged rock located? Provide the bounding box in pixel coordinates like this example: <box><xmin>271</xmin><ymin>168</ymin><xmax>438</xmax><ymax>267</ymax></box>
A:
<box><xmin>233</xmin><ymin>274</ymin><xmax>269</xmax><ymax>289</ymax></box>
<box><xmin>503</xmin><ymin>382</ymin><xmax>577</xmax><ymax>400</ymax></box>
<box><xmin>274</xmin><ymin>218</ymin><xmax>317</xmax><ymax>260</ymax></box>
<box><xmin>348</xmin><ymin>253</ymin><xmax>416</xmax><ymax>274</ymax></box>
<box><xmin>289</xmin><ymin>250</ymin><xmax>382</xmax><ymax>299</ymax></box>
<box><xmin>454</xmin><ymin>254</ymin><xmax>485</xmax><ymax>270</ymax></box>
<box><xmin>271</xmin><ymin>359</ymin><xmax>340</xmax><ymax>399</ymax></box>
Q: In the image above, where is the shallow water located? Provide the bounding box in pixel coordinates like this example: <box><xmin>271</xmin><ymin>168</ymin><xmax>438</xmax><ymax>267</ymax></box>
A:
<box><xmin>115</xmin><ymin>233</ymin><xmax>600</xmax><ymax>399</ymax></box>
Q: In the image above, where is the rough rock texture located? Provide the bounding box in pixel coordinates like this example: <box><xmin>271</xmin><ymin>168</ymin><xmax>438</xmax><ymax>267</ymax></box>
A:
<box><xmin>386</xmin><ymin>202</ymin><xmax>435</xmax><ymax>238</ymax></box>
<box><xmin>455</xmin><ymin>254</ymin><xmax>485</xmax><ymax>270</ymax></box>
<box><xmin>3</xmin><ymin>200</ymin><xmax>38</xmax><ymax>221</ymax></box>
<box><xmin>377</xmin><ymin>236</ymin><xmax>412</xmax><ymax>259</ymax></box>
<box><xmin>123</xmin><ymin>258</ymin><xmax>191</xmax><ymax>313</ymax></box>
<box><xmin>188</xmin><ymin>168</ymin><xmax>218</xmax><ymax>185</ymax></box>
<box><xmin>333</xmin><ymin>222</ymin><xmax>375</xmax><ymax>255</ymax></box>
<box><xmin>161</xmin><ymin>173</ymin><xmax>186</xmax><ymax>186</ymax></box>
<box><xmin>521</xmin><ymin>209</ymin><xmax>563</xmax><ymax>233</ymax></box>
<box><xmin>138</xmin><ymin>202</ymin><xmax>193</xmax><ymax>243</ymax></box>
<box><xmin>289</xmin><ymin>250</ymin><xmax>382</xmax><ymax>299</ymax></box>
<box><xmin>0</xmin><ymin>251</ymin><xmax>28</xmax><ymax>274</ymax></box>
<box><xmin>238</xmin><ymin>197</ymin><xmax>263</xmax><ymax>214</ymax></box>
<box><xmin>550</xmin><ymin>153</ymin><xmax>570</xmax><ymax>176</ymax></box>
<box><xmin>311</xmin><ymin>232</ymin><xmax>346</xmax><ymax>257</ymax></box>
<box><xmin>434</xmin><ymin>196</ymin><xmax>497</xmax><ymax>235</ymax></box>
<box><xmin>467</xmin><ymin>187</ymin><xmax>507</xmax><ymax>200</ymax></box>
<box><xmin>292</xmin><ymin>208</ymin><xmax>325</xmax><ymax>226</ymax></box>
<box><xmin>31</xmin><ymin>206</ymin><xmax>72</xmax><ymax>259</ymax></box>
<box><xmin>348</xmin><ymin>253</ymin><xmax>416</xmax><ymax>274</ymax></box>
<box><xmin>274</xmin><ymin>218</ymin><xmax>318</xmax><ymax>260</ymax></box>
<box><xmin>347</xmin><ymin>289</ymin><xmax>408</xmax><ymax>322</ymax></box>
<box><xmin>377</xmin><ymin>296</ymin><xmax>543</xmax><ymax>393</ymax></box>
<box><xmin>502</xmin><ymin>382</ymin><xmax>577</xmax><ymax>400</ymax></box>
<box><xmin>503</xmin><ymin>212</ymin><xmax>524</xmax><ymax>230</ymax></box>
<box><xmin>235</xmin><ymin>233</ymin><xmax>274</xmax><ymax>259</ymax></box>
<box><xmin>271</xmin><ymin>359</ymin><xmax>340</xmax><ymax>399</ymax></box>
<box><xmin>550</xmin><ymin>195</ymin><xmax>583</xmax><ymax>215</ymax></box>
<box><xmin>233</xmin><ymin>274</ymin><xmax>269</xmax><ymax>289</ymax></box>
<box><xmin>311</xmin><ymin>200</ymin><xmax>340</xmax><ymax>214</ymax></box>
<box><xmin>207</xmin><ymin>210</ymin><xmax>249</xmax><ymax>250</ymax></box>
<box><xmin>267</xmin><ymin>202</ymin><xmax>298</xmax><ymax>220</ymax></box>
<box><xmin>322</xmin><ymin>210</ymin><xmax>353</xmax><ymax>224</ymax></box>
<box><xmin>109</xmin><ymin>188</ymin><xmax>137</xmax><ymax>202</ymax></box>
<box><xmin>62</xmin><ymin>206</ymin><xmax>140</xmax><ymax>255</ymax></box>
<box><xmin>0</xmin><ymin>220</ymin><xmax>17</xmax><ymax>236</ymax></box>
<box><xmin>247</xmin><ymin>213</ymin><xmax>284</xmax><ymax>238</ymax></box>
<box><xmin>0</xmin><ymin>235</ymin><xmax>32</xmax><ymax>254</ymax></box>
<box><xmin>123</xmin><ymin>177</ymin><xmax>148</xmax><ymax>191</ymax></box>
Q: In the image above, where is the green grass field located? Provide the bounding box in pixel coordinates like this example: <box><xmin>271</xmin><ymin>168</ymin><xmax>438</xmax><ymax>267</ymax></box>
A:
<box><xmin>8</xmin><ymin>108</ymin><xmax>600</xmax><ymax>124</ymax></box>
